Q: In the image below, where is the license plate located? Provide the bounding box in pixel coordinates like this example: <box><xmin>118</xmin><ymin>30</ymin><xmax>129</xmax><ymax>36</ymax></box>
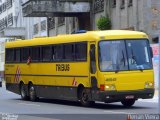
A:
<box><xmin>125</xmin><ymin>95</ymin><xmax>134</xmax><ymax>99</ymax></box>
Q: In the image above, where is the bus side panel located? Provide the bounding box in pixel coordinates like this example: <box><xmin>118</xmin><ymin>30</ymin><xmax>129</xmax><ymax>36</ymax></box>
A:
<box><xmin>35</xmin><ymin>85</ymin><xmax>78</xmax><ymax>101</ymax></box>
<box><xmin>5</xmin><ymin>62</ymin><xmax>90</xmax><ymax>101</ymax></box>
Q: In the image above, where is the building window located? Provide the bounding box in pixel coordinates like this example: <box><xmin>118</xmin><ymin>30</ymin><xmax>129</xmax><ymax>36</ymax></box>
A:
<box><xmin>0</xmin><ymin>18</ymin><xmax>6</xmax><ymax>30</ymax></box>
<box><xmin>0</xmin><ymin>5</ymin><xmax>2</xmax><ymax>14</ymax></box>
<box><xmin>1</xmin><ymin>18</ymin><xmax>5</xmax><ymax>30</ymax></box>
<box><xmin>120</xmin><ymin>0</ymin><xmax>125</xmax><ymax>9</ymax></box>
<box><xmin>48</xmin><ymin>17</ymin><xmax>55</xmax><ymax>30</ymax></box>
<box><xmin>8</xmin><ymin>13</ymin><xmax>13</xmax><ymax>26</ymax></box>
<box><xmin>128</xmin><ymin>0</ymin><xmax>133</xmax><ymax>7</ymax></box>
<box><xmin>5</xmin><ymin>17</ymin><xmax>7</xmax><ymax>27</ymax></box>
<box><xmin>2</xmin><ymin>2</ymin><xmax>6</xmax><ymax>12</ymax></box>
<box><xmin>33</xmin><ymin>24</ymin><xmax>39</xmax><ymax>35</ymax></box>
<box><xmin>6</xmin><ymin>0</ymin><xmax>12</xmax><ymax>9</ymax></box>
<box><xmin>0</xmin><ymin>19</ymin><xmax>2</xmax><ymax>30</ymax></box>
<box><xmin>94</xmin><ymin>0</ymin><xmax>104</xmax><ymax>13</ymax></box>
<box><xmin>41</xmin><ymin>20</ymin><xmax>46</xmax><ymax>31</ymax></box>
<box><xmin>58</xmin><ymin>17</ymin><xmax>65</xmax><ymax>26</ymax></box>
<box><xmin>112</xmin><ymin>0</ymin><xmax>116</xmax><ymax>8</ymax></box>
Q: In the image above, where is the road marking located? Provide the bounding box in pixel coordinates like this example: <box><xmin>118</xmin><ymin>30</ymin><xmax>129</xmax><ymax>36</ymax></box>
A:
<box><xmin>21</xmin><ymin>115</ymin><xmax>61</xmax><ymax>120</ymax></box>
<box><xmin>18</xmin><ymin>103</ymin><xmax>40</xmax><ymax>107</ymax></box>
<box><xmin>103</xmin><ymin>110</ymin><xmax>128</xmax><ymax>114</ymax></box>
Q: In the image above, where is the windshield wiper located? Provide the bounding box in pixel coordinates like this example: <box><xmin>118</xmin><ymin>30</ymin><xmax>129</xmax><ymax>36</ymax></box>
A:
<box><xmin>136</xmin><ymin>65</ymin><xmax>144</xmax><ymax>72</ymax></box>
<box><xmin>139</xmin><ymin>68</ymin><xmax>143</xmax><ymax>72</ymax></box>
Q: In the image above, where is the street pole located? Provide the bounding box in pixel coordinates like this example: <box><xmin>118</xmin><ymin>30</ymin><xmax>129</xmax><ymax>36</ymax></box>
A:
<box><xmin>159</xmin><ymin>35</ymin><xmax>160</xmax><ymax>114</ymax></box>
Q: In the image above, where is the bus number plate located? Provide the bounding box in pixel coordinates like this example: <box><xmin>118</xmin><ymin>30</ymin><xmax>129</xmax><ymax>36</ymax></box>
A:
<box><xmin>125</xmin><ymin>95</ymin><xmax>134</xmax><ymax>99</ymax></box>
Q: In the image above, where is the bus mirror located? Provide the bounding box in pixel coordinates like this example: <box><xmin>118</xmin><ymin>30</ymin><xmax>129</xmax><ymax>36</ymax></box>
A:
<box><xmin>149</xmin><ymin>47</ymin><xmax>153</xmax><ymax>58</ymax></box>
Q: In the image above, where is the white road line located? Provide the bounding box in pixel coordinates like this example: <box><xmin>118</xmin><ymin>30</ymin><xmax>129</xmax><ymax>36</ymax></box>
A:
<box><xmin>18</xmin><ymin>103</ymin><xmax>41</xmax><ymax>107</ymax></box>
<box><xmin>103</xmin><ymin>110</ymin><xmax>128</xmax><ymax>114</ymax></box>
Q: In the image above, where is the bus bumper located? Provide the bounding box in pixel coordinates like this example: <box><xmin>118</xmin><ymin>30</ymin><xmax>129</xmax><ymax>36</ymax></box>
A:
<box><xmin>93</xmin><ymin>88</ymin><xmax>154</xmax><ymax>103</ymax></box>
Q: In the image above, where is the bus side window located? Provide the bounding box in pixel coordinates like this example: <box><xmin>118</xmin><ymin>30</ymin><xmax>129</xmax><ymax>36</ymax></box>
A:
<box><xmin>54</xmin><ymin>45</ymin><xmax>63</xmax><ymax>61</ymax></box>
<box><xmin>15</xmin><ymin>48</ymin><xmax>21</xmax><ymax>62</ymax></box>
<box><xmin>21</xmin><ymin>47</ymin><xmax>30</xmax><ymax>62</ymax></box>
<box><xmin>42</xmin><ymin>46</ymin><xmax>52</xmax><ymax>61</ymax></box>
<box><xmin>31</xmin><ymin>47</ymin><xmax>40</xmax><ymax>62</ymax></box>
<box><xmin>6</xmin><ymin>48</ymin><xmax>14</xmax><ymax>63</ymax></box>
<box><xmin>52</xmin><ymin>46</ymin><xmax>55</xmax><ymax>61</ymax></box>
<box><xmin>64</xmin><ymin>44</ymin><xmax>74</xmax><ymax>61</ymax></box>
<box><xmin>75</xmin><ymin>42</ymin><xmax>87</xmax><ymax>61</ymax></box>
<box><xmin>90</xmin><ymin>44</ymin><xmax>96</xmax><ymax>74</ymax></box>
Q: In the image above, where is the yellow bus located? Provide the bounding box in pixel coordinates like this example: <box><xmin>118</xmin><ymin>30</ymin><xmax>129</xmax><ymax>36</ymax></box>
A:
<box><xmin>5</xmin><ymin>30</ymin><xmax>154</xmax><ymax>107</ymax></box>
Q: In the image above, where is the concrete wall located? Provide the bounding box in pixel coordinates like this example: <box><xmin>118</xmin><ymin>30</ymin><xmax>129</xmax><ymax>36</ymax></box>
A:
<box><xmin>18</xmin><ymin>0</ymin><xmax>160</xmax><ymax>42</ymax></box>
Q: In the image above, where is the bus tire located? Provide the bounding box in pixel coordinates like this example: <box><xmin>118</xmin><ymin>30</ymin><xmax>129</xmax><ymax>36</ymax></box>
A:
<box><xmin>20</xmin><ymin>83</ymin><xmax>28</xmax><ymax>100</ymax></box>
<box><xmin>121</xmin><ymin>99</ymin><xmax>135</xmax><ymax>107</ymax></box>
<box><xmin>79</xmin><ymin>88</ymin><xmax>93</xmax><ymax>107</ymax></box>
<box><xmin>29</xmin><ymin>84</ymin><xmax>37</xmax><ymax>101</ymax></box>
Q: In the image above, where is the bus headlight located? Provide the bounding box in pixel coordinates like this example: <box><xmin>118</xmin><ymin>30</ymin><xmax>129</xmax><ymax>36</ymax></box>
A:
<box><xmin>145</xmin><ymin>82</ymin><xmax>153</xmax><ymax>88</ymax></box>
<box><xmin>105</xmin><ymin>84</ymin><xmax>116</xmax><ymax>90</ymax></box>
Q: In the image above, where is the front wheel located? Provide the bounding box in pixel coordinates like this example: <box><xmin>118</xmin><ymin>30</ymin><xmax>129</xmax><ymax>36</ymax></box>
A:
<box><xmin>29</xmin><ymin>84</ymin><xmax>37</xmax><ymax>101</ymax></box>
<box><xmin>79</xmin><ymin>88</ymin><xmax>94</xmax><ymax>107</ymax></box>
<box><xmin>121</xmin><ymin>99</ymin><xmax>135</xmax><ymax>107</ymax></box>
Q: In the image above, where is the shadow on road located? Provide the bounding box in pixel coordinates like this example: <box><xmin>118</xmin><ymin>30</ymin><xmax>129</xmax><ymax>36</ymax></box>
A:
<box><xmin>12</xmin><ymin>98</ymin><xmax>153</xmax><ymax>110</ymax></box>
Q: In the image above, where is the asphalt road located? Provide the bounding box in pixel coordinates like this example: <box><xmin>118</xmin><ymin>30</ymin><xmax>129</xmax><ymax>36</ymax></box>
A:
<box><xmin>0</xmin><ymin>82</ymin><xmax>159</xmax><ymax>120</ymax></box>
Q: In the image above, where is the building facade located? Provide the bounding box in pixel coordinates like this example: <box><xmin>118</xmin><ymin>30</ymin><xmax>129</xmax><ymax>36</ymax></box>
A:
<box><xmin>92</xmin><ymin>0</ymin><xmax>160</xmax><ymax>42</ymax></box>
<box><xmin>22</xmin><ymin>0</ymin><xmax>160</xmax><ymax>42</ymax></box>
<box><xmin>1</xmin><ymin>0</ymin><xmax>160</xmax><ymax>40</ymax></box>
<box><xmin>0</xmin><ymin>0</ymin><xmax>26</xmax><ymax>39</ymax></box>
<box><xmin>0</xmin><ymin>0</ymin><xmax>48</xmax><ymax>77</ymax></box>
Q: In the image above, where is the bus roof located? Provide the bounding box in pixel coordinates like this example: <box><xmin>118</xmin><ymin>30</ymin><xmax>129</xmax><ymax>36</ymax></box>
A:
<box><xmin>5</xmin><ymin>30</ymin><xmax>148</xmax><ymax>48</ymax></box>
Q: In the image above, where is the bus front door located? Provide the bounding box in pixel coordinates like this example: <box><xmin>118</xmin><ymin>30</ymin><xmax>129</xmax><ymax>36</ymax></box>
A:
<box><xmin>89</xmin><ymin>43</ymin><xmax>98</xmax><ymax>100</ymax></box>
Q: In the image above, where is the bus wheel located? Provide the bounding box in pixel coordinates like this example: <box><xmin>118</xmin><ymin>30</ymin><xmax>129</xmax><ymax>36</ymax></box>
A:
<box><xmin>79</xmin><ymin>88</ymin><xmax>93</xmax><ymax>107</ymax></box>
<box><xmin>20</xmin><ymin>83</ymin><xmax>28</xmax><ymax>100</ymax></box>
<box><xmin>29</xmin><ymin>84</ymin><xmax>37</xmax><ymax>101</ymax></box>
<box><xmin>121</xmin><ymin>99</ymin><xmax>135</xmax><ymax>107</ymax></box>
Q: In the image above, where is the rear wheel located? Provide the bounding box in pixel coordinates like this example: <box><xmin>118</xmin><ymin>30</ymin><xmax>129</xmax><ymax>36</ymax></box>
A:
<box><xmin>79</xmin><ymin>88</ymin><xmax>94</xmax><ymax>107</ymax></box>
<box><xmin>20</xmin><ymin>83</ymin><xmax>28</xmax><ymax>100</ymax></box>
<box><xmin>29</xmin><ymin>84</ymin><xmax>37</xmax><ymax>101</ymax></box>
<box><xmin>121</xmin><ymin>99</ymin><xmax>135</xmax><ymax>107</ymax></box>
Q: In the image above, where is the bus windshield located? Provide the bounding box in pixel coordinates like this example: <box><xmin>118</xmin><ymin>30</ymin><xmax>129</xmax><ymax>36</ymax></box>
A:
<box><xmin>99</xmin><ymin>40</ymin><xmax>152</xmax><ymax>72</ymax></box>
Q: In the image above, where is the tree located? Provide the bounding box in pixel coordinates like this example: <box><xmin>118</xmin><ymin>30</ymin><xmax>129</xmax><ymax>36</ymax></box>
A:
<box><xmin>97</xmin><ymin>16</ymin><xmax>111</xmax><ymax>30</ymax></box>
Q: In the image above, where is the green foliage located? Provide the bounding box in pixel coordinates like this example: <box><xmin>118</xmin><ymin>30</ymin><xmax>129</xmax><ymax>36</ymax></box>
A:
<box><xmin>96</xmin><ymin>16</ymin><xmax>111</xmax><ymax>30</ymax></box>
